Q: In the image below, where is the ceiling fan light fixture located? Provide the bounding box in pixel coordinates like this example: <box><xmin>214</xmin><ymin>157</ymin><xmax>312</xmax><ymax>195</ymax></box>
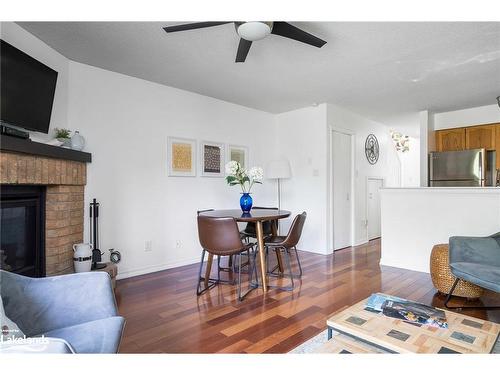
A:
<box><xmin>237</xmin><ymin>22</ymin><xmax>273</xmax><ymax>41</ymax></box>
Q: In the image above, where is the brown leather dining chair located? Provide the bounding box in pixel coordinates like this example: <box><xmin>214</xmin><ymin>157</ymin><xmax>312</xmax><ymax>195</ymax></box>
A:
<box><xmin>197</xmin><ymin>209</ymin><xmax>234</xmax><ymax>274</ymax></box>
<box><xmin>196</xmin><ymin>215</ymin><xmax>258</xmax><ymax>300</ymax></box>
<box><xmin>262</xmin><ymin>212</ymin><xmax>307</xmax><ymax>291</ymax></box>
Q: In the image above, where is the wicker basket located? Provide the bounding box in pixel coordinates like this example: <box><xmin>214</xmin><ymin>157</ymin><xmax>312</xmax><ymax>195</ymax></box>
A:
<box><xmin>430</xmin><ymin>244</ymin><xmax>484</xmax><ymax>299</ymax></box>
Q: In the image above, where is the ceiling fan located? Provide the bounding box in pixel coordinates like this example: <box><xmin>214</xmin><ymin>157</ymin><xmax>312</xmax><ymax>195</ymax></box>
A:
<box><xmin>163</xmin><ymin>21</ymin><xmax>327</xmax><ymax>63</ymax></box>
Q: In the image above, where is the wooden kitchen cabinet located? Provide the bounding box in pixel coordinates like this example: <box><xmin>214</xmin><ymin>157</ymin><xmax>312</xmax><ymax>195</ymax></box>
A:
<box><xmin>465</xmin><ymin>124</ymin><xmax>496</xmax><ymax>150</ymax></box>
<box><xmin>435</xmin><ymin>123</ymin><xmax>500</xmax><ymax>172</ymax></box>
<box><xmin>435</xmin><ymin>128</ymin><xmax>466</xmax><ymax>151</ymax></box>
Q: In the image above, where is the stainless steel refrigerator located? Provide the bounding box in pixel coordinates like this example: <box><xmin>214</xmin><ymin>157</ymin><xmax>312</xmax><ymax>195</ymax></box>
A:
<box><xmin>428</xmin><ymin>148</ymin><xmax>496</xmax><ymax>187</ymax></box>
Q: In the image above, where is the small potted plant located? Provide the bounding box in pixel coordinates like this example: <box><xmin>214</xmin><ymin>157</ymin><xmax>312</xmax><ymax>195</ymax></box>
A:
<box><xmin>54</xmin><ymin>128</ymin><xmax>71</xmax><ymax>147</ymax></box>
<box><xmin>225</xmin><ymin>161</ymin><xmax>263</xmax><ymax>213</ymax></box>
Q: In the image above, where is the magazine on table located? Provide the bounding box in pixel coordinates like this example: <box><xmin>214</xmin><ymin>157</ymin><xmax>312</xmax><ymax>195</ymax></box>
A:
<box><xmin>365</xmin><ymin>293</ymin><xmax>405</xmax><ymax>311</ymax></box>
<box><xmin>365</xmin><ymin>293</ymin><xmax>448</xmax><ymax>329</ymax></box>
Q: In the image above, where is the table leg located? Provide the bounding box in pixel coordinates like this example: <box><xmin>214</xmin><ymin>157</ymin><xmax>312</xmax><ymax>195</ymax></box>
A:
<box><xmin>271</xmin><ymin>221</ymin><xmax>284</xmax><ymax>273</ymax></box>
<box><xmin>256</xmin><ymin>221</ymin><xmax>268</xmax><ymax>292</ymax></box>
<box><xmin>204</xmin><ymin>253</ymin><xmax>214</xmax><ymax>288</ymax></box>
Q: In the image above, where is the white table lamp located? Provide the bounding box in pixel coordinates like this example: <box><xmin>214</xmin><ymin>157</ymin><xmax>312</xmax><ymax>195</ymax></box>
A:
<box><xmin>266</xmin><ymin>159</ymin><xmax>292</xmax><ymax>211</ymax></box>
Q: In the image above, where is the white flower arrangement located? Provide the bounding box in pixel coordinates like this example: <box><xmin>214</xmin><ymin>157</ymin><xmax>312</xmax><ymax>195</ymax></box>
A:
<box><xmin>225</xmin><ymin>161</ymin><xmax>263</xmax><ymax>193</ymax></box>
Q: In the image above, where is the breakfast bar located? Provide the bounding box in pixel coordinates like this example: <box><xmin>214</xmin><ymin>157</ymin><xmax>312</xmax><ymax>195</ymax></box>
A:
<box><xmin>379</xmin><ymin>187</ymin><xmax>500</xmax><ymax>273</ymax></box>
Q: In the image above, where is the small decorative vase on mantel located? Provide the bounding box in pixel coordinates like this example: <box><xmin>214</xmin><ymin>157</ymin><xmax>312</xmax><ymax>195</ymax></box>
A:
<box><xmin>225</xmin><ymin>161</ymin><xmax>263</xmax><ymax>213</ymax></box>
<box><xmin>71</xmin><ymin>131</ymin><xmax>86</xmax><ymax>151</ymax></box>
<box><xmin>240</xmin><ymin>193</ymin><xmax>253</xmax><ymax>213</ymax></box>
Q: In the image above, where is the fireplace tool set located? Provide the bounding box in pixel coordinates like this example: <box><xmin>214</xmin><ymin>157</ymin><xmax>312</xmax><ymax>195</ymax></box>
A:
<box><xmin>89</xmin><ymin>198</ymin><xmax>106</xmax><ymax>270</ymax></box>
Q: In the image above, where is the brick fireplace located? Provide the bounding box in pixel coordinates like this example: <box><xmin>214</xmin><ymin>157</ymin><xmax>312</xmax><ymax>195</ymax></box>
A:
<box><xmin>1</xmin><ymin>151</ymin><xmax>88</xmax><ymax>276</ymax></box>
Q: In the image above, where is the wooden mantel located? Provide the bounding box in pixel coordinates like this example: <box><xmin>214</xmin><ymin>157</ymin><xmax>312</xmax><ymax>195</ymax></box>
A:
<box><xmin>0</xmin><ymin>136</ymin><xmax>92</xmax><ymax>163</ymax></box>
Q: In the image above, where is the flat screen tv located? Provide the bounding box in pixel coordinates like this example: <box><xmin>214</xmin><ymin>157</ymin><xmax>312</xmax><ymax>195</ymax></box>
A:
<box><xmin>1</xmin><ymin>39</ymin><xmax>58</xmax><ymax>134</ymax></box>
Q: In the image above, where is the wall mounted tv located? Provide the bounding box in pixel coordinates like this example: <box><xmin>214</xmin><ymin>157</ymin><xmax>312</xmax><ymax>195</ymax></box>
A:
<box><xmin>1</xmin><ymin>39</ymin><xmax>58</xmax><ymax>134</ymax></box>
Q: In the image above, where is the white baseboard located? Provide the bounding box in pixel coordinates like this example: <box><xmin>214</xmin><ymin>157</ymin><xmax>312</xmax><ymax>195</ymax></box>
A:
<box><xmin>354</xmin><ymin>239</ymin><xmax>368</xmax><ymax>247</ymax></box>
<box><xmin>116</xmin><ymin>257</ymin><xmax>200</xmax><ymax>280</ymax></box>
<box><xmin>299</xmin><ymin>248</ymin><xmax>330</xmax><ymax>255</ymax></box>
<box><xmin>379</xmin><ymin>257</ymin><xmax>430</xmax><ymax>274</ymax></box>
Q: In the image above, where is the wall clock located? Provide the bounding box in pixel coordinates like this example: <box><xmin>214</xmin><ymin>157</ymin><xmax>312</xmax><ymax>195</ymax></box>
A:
<box><xmin>365</xmin><ymin>134</ymin><xmax>379</xmax><ymax>165</ymax></box>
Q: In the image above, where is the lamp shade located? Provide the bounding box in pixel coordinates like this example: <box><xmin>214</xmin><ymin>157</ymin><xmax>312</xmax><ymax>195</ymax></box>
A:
<box><xmin>266</xmin><ymin>159</ymin><xmax>292</xmax><ymax>179</ymax></box>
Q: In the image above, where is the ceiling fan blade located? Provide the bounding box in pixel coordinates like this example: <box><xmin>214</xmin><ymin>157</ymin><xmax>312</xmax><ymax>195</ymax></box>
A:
<box><xmin>271</xmin><ymin>22</ymin><xmax>326</xmax><ymax>48</ymax></box>
<box><xmin>235</xmin><ymin>38</ymin><xmax>252</xmax><ymax>63</ymax></box>
<box><xmin>163</xmin><ymin>22</ymin><xmax>231</xmax><ymax>33</ymax></box>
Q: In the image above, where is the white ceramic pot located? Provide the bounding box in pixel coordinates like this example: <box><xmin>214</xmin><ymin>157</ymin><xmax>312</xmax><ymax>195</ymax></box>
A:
<box><xmin>73</xmin><ymin>243</ymin><xmax>93</xmax><ymax>273</ymax></box>
<box><xmin>57</xmin><ymin>138</ymin><xmax>71</xmax><ymax>148</ymax></box>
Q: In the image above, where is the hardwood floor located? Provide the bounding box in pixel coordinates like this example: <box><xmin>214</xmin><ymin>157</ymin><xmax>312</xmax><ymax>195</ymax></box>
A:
<box><xmin>116</xmin><ymin>239</ymin><xmax>500</xmax><ymax>353</ymax></box>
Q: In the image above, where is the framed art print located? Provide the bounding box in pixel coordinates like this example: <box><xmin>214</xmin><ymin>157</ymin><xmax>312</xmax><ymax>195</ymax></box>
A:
<box><xmin>200</xmin><ymin>141</ymin><xmax>225</xmax><ymax>177</ymax></box>
<box><xmin>226</xmin><ymin>144</ymin><xmax>248</xmax><ymax>171</ymax></box>
<box><xmin>167</xmin><ymin>137</ymin><xmax>196</xmax><ymax>177</ymax></box>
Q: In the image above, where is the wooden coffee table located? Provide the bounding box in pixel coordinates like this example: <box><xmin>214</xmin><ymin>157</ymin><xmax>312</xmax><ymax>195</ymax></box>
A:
<box><xmin>325</xmin><ymin>297</ymin><xmax>500</xmax><ymax>354</ymax></box>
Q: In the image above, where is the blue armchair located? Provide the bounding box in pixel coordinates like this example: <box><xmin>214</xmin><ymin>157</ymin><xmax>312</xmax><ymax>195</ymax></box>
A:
<box><xmin>0</xmin><ymin>270</ymin><xmax>125</xmax><ymax>353</ymax></box>
<box><xmin>446</xmin><ymin>233</ymin><xmax>500</xmax><ymax>310</ymax></box>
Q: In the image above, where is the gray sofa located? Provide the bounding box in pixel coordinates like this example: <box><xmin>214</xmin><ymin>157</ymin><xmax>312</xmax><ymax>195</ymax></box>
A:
<box><xmin>0</xmin><ymin>270</ymin><xmax>125</xmax><ymax>353</ymax></box>
<box><xmin>446</xmin><ymin>233</ymin><xmax>500</xmax><ymax>309</ymax></box>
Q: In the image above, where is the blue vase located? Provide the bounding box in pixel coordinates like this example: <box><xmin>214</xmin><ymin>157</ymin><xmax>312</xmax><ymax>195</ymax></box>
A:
<box><xmin>240</xmin><ymin>193</ymin><xmax>253</xmax><ymax>213</ymax></box>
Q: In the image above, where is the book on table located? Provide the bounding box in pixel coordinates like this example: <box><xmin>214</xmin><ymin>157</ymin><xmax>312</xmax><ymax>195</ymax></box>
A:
<box><xmin>365</xmin><ymin>293</ymin><xmax>448</xmax><ymax>329</ymax></box>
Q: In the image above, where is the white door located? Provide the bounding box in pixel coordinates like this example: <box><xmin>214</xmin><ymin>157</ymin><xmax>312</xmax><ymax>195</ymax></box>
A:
<box><xmin>332</xmin><ymin>131</ymin><xmax>352</xmax><ymax>250</ymax></box>
<box><xmin>367</xmin><ymin>178</ymin><xmax>383</xmax><ymax>240</ymax></box>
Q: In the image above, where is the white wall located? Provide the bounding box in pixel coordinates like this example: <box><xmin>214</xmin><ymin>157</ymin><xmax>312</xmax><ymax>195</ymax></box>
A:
<box><xmin>273</xmin><ymin>104</ymin><xmax>401</xmax><ymax>254</ymax></box>
<box><xmin>67</xmin><ymin>62</ymin><xmax>276</xmax><ymax>279</ymax></box>
<box><xmin>433</xmin><ymin>104</ymin><xmax>500</xmax><ymax>130</ymax></box>
<box><xmin>274</xmin><ymin>105</ymin><xmax>329</xmax><ymax>254</ymax></box>
<box><xmin>398</xmin><ymin>137</ymin><xmax>420</xmax><ymax>187</ymax></box>
<box><xmin>380</xmin><ymin>188</ymin><xmax>500</xmax><ymax>273</ymax></box>
<box><xmin>327</xmin><ymin>104</ymin><xmax>401</xmax><ymax>247</ymax></box>
<box><xmin>0</xmin><ymin>22</ymin><xmax>69</xmax><ymax>142</ymax></box>
<box><xmin>377</xmin><ymin>112</ymin><xmax>421</xmax><ymax>188</ymax></box>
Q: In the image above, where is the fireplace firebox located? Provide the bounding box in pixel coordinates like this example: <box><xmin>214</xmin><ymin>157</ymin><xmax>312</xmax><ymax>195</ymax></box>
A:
<box><xmin>0</xmin><ymin>185</ymin><xmax>46</xmax><ymax>277</ymax></box>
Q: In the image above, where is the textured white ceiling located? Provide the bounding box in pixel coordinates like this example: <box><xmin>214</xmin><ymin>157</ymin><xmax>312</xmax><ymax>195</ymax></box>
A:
<box><xmin>17</xmin><ymin>22</ymin><xmax>500</xmax><ymax>128</ymax></box>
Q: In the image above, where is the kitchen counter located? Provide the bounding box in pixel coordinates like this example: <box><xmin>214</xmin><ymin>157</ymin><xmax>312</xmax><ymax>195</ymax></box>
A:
<box><xmin>380</xmin><ymin>187</ymin><xmax>500</xmax><ymax>273</ymax></box>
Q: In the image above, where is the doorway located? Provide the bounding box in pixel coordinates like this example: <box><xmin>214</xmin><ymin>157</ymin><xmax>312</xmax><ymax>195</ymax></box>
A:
<box><xmin>332</xmin><ymin>130</ymin><xmax>354</xmax><ymax>251</ymax></box>
<box><xmin>367</xmin><ymin>177</ymin><xmax>384</xmax><ymax>240</ymax></box>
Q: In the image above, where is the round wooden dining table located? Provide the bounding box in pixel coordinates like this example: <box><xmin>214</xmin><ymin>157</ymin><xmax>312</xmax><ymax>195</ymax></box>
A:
<box><xmin>198</xmin><ymin>209</ymin><xmax>291</xmax><ymax>292</ymax></box>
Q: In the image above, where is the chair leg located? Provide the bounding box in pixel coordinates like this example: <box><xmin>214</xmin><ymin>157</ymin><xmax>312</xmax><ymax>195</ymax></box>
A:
<box><xmin>293</xmin><ymin>246</ymin><xmax>303</xmax><ymax>277</ymax></box>
<box><xmin>197</xmin><ymin>251</ymin><xmax>235</xmax><ymax>296</ymax></box>
<box><xmin>444</xmin><ymin>277</ymin><xmax>500</xmax><ymax>310</ymax></box>
<box><xmin>217</xmin><ymin>252</ymin><xmax>236</xmax><ymax>274</ymax></box>
<box><xmin>217</xmin><ymin>256</ymin><xmax>221</xmax><ymax>281</ymax></box>
<box><xmin>251</xmin><ymin>247</ymin><xmax>259</xmax><ymax>285</ymax></box>
<box><xmin>268</xmin><ymin>246</ymin><xmax>302</xmax><ymax>279</ymax></box>
<box><xmin>196</xmin><ymin>250</ymin><xmax>216</xmax><ymax>295</ymax></box>
<box><xmin>249</xmin><ymin>247</ymin><xmax>260</xmax><ymax>288</ymax></box>
<box><xmin>265</xmin><ymin>247</ymin><xmax>294</xmax><ymax>291</ymax></box>
<box><xmin>215</xmin><ymin>255</ymin><xmax>236</xmax><ymax>286</ymax></box>
<box><xmin>237</xmin><ymin>253</ymin><xmax>242</xmax><ymax>299</ymax></box>
<box><xmin>266</xmin><ymin>246</ymin><xmax>281</xmax><ymax>275</ymax></box>
<box><xmin>444</xmin><ymin>278</ymin><xmax>459</xmax><ymax>309</ymax></box>
<box><xmin>283</xmin><ymin>248</ymin><xmax>295</xmax><ymax>290</ymax></box>
<box><xmin>238</xmin><ymin>248</ymin><xmax>258</xmax><ymax>301</ymax></box>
